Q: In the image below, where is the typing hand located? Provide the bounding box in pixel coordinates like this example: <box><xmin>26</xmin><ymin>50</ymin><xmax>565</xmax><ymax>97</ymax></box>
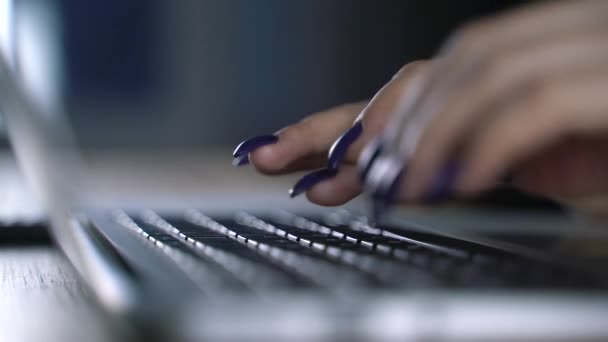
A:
<box><xmin>235</xmin><ymin>0</ymin><xmax>608</xmax><ymax>215</ymax></box>
<box><xmin>362</xmin><ymin>0</ymin><xmax>608</xmax><ymax>212</ymax></box>
<box><xmin>233</xmin><ymin>61</ymin><xmax>429</xmax><ymax>206</ymax></box>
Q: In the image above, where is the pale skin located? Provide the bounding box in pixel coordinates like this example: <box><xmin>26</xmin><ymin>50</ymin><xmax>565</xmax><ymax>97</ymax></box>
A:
<box><xmin>248</xmin><ymin>0</ymin><xmax>608</xmax><ymax>214</ymax></box>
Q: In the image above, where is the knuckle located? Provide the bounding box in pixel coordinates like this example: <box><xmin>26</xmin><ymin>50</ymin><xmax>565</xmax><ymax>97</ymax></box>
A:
<box><xmin>475</xmin><ymin>52</ymin><xmax>513</xmax><ymax>87</ymax></box>
<box><xmin>281</xmin><ymin>123</ymin><xmax>304</xmax><ymax>141</ymax></box>
<box><xmin>406</xmin><ymin>60</ymin><xmax>428</xmax><ymax>70</ymax></box>
<box><xmin>445</xmin><ymin>20</ymin><xmax>490</xmax><ymax>55</ymax></box>
<box><xmin>392</xmin><ymin>60</ymin><xmax>428</xmax><ymax>80</ymax></box>
<box><xmin>360</xmin><ymin>98</ymin><xmax>403</xmax><ymax>133</ymax></box>
<box><xmin>358</xmin><ymin>106</ymin><xmax>381</xmax><ymax>130</ymax></box>
<box><xmin>339</xmin><ymin>102</ymin><xmax>366</xmax><ymax>117</ymax></box>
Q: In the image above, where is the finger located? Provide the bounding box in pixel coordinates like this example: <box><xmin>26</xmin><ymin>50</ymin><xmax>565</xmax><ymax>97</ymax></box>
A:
<box><xmin>281</xmin><ymin>153</ymin><xmax>329</xmax><ymax>172</ymax></box>
<box><xmin>358</xmin><ymin>62</ymin><xmax>434</xmax><ymax>202</ymax></box>
<box><xmin>442</xmin><ymin>0</ymin><xmax>608</xmax><ymax>65</ymax></box>
<box><xmin>397</xmin><ymin>0</ymin><xmax>608</xmax><ymax>194</ymax></box>
<box><xmin>288</xmin><ymin>61</ymin><xmax>429</xmax><ymax>207</ymax></box>
<box><xmin>404</xmin><ymin>31</ymin><xmax>608</xmax><ymax>199</ymax></box>
<box><xmin>305</xmin><ymin>165</ymin><xmax>362</xmax><ymax>206</ymax></box>
<box><xmin>249</xmin><ymin>102</ymin><xmax>366</xmax><ymax>175</ymax></box>
<box><xmin>363</xmin><ymin>0</ymin><xmax>608</xmax><ymax>206</ymax></box>
<box><xmin>416</xmin><ymin>1</ymin><xmax>608</xmax><ymax>143</ymax></box>
<box><xmin>456</xmin><ymin>71</ymin><xmax>608</xmax><ymax>195</ymax></box>
<box><xmin>344</xmin><ymin>60</ymin><xmax>430</xmax><ymax>163</ymax></box>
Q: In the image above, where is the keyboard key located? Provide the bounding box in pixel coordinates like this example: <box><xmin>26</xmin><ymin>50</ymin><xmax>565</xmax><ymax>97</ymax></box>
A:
<box><xmin>183</xmin><ymin>210</ymin><xmax>377</xmax><ymax>289</ymax></box>
<box><xmin>136</xmin><ymin>211</ymin><xmax>301</xmax><ymax>290</ymax></box>
<box><xmin>107</xmin><ymin>209</ymin><xmax>602</xmax><ymax>292</ymax></box>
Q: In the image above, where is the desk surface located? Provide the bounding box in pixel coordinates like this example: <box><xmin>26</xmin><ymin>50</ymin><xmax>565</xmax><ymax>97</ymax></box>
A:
<box><xmin>0</xmin><ymin>151</ymin><xmax>114</xmax><ymax>341</ymax></box>
<box><xmin>0</xmin><ymin>245</ymin><xmax>117</xmax><ymax>342</ymax></box>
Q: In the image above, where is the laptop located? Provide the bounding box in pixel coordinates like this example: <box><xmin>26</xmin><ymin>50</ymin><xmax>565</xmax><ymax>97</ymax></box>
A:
<box><xmin>3</xmin><ymin>2</ymin><xmax>608</xmax><ymax>341</ymax></box>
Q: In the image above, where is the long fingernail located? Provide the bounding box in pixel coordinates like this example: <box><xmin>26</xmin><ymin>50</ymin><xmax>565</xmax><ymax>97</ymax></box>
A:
<box><xmin>232</xmin><ymin>154</ymin><xmax>250</xmax><ymax>166</ymax></box>
<box><xmin>327</xmin><ymin>121</ymin><xmax>363</xmax><ymax>170</ymax></box>
<box><xmin>233</xmin><ymin>135</ymin><xmax>278</xmax><ymax>158</ymax></box>
<box><xmin>289</xmin><ymin>168</ymin><xmax>338</xmax><ymax>198</ymax></box>
<box><xmin>424</xmin><ymin>160</ymin><xmax>460</xmax><ymax>202</ymax></box>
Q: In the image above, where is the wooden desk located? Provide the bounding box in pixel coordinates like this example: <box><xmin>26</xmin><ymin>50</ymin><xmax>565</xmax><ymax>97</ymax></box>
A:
<box><xmin>0</xmin><ymin>245</ymin><xmax>117</xmax><ymax>342</ymax></box>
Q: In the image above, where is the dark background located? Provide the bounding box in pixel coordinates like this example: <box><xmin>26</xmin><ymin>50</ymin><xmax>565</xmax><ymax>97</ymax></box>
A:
<box><xmin>54</xmin><ymin>0</ymin><xmax>527</xmax><ymax>147</ymax></box>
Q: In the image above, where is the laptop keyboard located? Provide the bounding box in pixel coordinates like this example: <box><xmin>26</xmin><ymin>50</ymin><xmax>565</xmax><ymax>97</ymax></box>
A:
<box><xmin>111</xmin><ymin>210</ymin><xmax>597</xmax><ymax>291</ymax></box>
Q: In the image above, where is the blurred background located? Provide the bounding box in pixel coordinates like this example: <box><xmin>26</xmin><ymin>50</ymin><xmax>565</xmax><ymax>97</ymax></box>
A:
<box><xmin>0</xmin><ymin>0</ymin><xmax>531</xmax><ymax>222</ymax></box>
<box><xmin>1</xmin><ymin>0</ymin><xmax>524</xmax><ymax>148</ymax></box>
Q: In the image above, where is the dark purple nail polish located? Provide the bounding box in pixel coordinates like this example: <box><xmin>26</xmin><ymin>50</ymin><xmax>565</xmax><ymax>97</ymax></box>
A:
<box><xmin>232</xmin><ymin>154</ymin><xmax>250</xmax><ymax>166</ymax></box>
<box><xmin>233</xmin><ymin>135</ymin><xmax>278</xmax><ymax>158</ymax></box>
<box><xmin>358</xmin><ymin>138</ymin><xmax>383</xmax><ymax>181</ymax></box>
<box><xmin>327</xmin><ymin>121</ymin><xmax>363</xmax><ymax>170</ymax></box>
<box><xmin>425</xmin><ymin>160</ymin><xmax>460</xmax><ymax>202</ymax></box>
<box><xmin>289</xmin><ymin>168</ymin><xmax>338</xmax><ymax>198</ymax></box>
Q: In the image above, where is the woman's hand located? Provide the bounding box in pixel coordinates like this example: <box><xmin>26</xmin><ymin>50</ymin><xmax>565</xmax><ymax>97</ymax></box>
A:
<box><xmin>363</xmin><ymin>0</ymin><xmax>608</xmax><ymax>209</ymax></box>
<box><xmin>233</xmin><ymin>61</ymin><xmax>430</xmax><ymax>206</ymax></box>
<box><xmin>236</xmin><ymin>0</ymin><xmax>608</xmax><ymax>214</ymax></box>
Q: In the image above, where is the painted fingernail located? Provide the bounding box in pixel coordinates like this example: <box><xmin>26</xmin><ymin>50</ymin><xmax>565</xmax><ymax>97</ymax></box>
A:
<box><xmin>425</xmin><ymin>160</ymin><xmax>460</xmax><ymax>202</ymax></box>
<box><xmin>358</xmin><ymin>138</ymin><xmax>383</xmax><ymax>181</ymax></box>
<box><xmin>233</xmin><ymin>135</ymin><xmax>278</xmax><ymax>158</ymax></box>
<box><xmin>289</xmin><ymin>168</ymin><xmax>338</xmax><ymax>198</ymax></box>
<box><xmin>232</xmin><ymin>154</ymin><xmax>250</xmax><ymax>166</ymax></box>
<box><xmin>327</xmin><ymin>121</ymin><xmax>363</xmax><ymax>170</ymax></box>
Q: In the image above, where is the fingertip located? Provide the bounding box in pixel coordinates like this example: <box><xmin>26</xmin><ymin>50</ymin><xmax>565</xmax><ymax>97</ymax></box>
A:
<box><xmin>305</xmin><ymin>167</ymin><xmax>362</xmax><ymax>206</ymax></box>
<box><xmin>306</xmin><ymin>185</ymin><xmax>354</xmax><ymax>207</ymax></box>
<box><xmin>306</xmin><ymin>186</ymin><xmax>345</xmax><ymax>206</ymax></box>
<box><xmin>249</xmin><ymin>144</ymin><xmax>287</xmax><ymax>174</ymax></box>
<box><xmin>289</xmin><ymin>168</ymin><xmax>338</xmax><ymax>198</ymax></box>
<box><xmin>246</xmin><ymin>100</ymin><xmax>369</xmax><ymax>175</ymax></box>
